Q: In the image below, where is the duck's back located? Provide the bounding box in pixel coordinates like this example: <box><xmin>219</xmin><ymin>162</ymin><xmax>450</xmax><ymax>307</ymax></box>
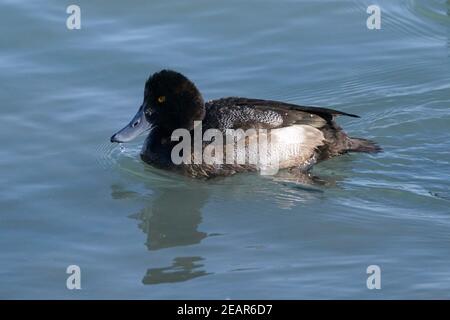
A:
<box><xmin>203</xmin><ymin>97</ymin><xmax>346</xmax><ymax>131</ymax></box>
<box><xmin>203</xmin><ymin>97</ymin><xmax>379</xmax><ymax>168</ymax></box>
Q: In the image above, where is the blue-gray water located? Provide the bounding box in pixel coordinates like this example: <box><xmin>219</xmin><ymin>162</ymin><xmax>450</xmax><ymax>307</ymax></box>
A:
<box><xmin>1</xmin><ymin>0</ymin><xmax>449</xmax><ymax>299</ymax></box>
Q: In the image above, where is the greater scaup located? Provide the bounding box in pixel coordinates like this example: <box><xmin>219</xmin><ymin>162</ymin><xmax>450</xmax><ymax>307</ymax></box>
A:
<box><xmin>111</xmin><ymin>70</ymin><xmax>380</xmax><ymax>178</ymax></box>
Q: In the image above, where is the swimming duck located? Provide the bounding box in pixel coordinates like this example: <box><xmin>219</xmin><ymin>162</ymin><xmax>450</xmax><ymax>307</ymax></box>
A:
<box><xmin>111</xmin><ymin>70</ymin><xmax>380</xmax><ymax>178</ymax></box>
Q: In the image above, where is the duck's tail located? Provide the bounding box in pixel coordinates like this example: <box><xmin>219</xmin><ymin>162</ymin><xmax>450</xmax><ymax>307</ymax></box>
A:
<box><xmin>348</xmin><ymin>137</ymin><xmax>382</xmax><ymax>153</ymax></box>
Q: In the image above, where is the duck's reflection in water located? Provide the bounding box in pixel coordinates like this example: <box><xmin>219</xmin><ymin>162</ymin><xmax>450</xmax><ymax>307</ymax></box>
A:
<box><xmin>134</xmin><ymin>185</ymin><xmax>208</xmax><ymax>250</ymax></box>
<box><xmin>111</xmin><ymin>178</ymin><xmax>210</xmax><ymax>285</ymax></box>
<box><xmin>142</xmin><ymin>256</ymin><xmax>210</xmax><ymax>284</ymax></box>
<box><xmin>110</xmin><ymin>165</ymin><xmax>343</xmax><ymax>285</ymax></box>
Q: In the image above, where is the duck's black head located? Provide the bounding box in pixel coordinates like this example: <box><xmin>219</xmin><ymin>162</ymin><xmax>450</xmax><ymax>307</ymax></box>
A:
<box><xmin>111</xmin><ymin>70</ymin><xmax>205</xmax><ymax>143</ymax></box>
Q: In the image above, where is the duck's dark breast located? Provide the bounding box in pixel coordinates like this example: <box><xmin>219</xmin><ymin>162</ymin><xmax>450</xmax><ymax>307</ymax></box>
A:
<box><xmin>140</xmin><ymin>129</ymin><xmax>175</xmax><ymax>169</ymax></box>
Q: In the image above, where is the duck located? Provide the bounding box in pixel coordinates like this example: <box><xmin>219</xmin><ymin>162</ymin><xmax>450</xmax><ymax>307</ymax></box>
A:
<box><xmin>110</xmin><ymin>70</ymin><xmax>380</xmax><ymax>178</ymax></box>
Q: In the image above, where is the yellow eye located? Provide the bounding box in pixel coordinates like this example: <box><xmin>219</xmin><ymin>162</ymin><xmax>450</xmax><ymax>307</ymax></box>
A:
<box><xmin>157</xmin><ymin>96</ymin><xmax>166</xmax><ymax>103</ymax></box>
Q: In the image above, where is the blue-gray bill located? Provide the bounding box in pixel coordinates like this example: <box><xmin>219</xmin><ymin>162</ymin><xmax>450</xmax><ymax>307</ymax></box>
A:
<box><xmin>110</xmin><ymin>105</ymin><xmax>152</xmax><ymax>143</ymax></box>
